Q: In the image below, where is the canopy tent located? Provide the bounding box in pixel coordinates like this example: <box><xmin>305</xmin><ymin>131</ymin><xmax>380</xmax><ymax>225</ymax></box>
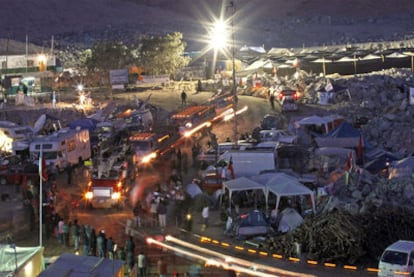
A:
<box><xmin>222</xmin><ymin>177</ymin><xmax>267</xmax><ymax>212</ymax></box>
<box><xmin>364</xmin><ymin>153</ymin><xmax>399</xmax><ymax>176</ymax></box>
<box><xmin>0</xmin><ymin>245</ymin><xmax>44</xmax><ymax>277</ymax></box>
<box><xmin>251</xmin><ymin>172</ymin><xmax>316</xmax><ymax>217</ymax></box>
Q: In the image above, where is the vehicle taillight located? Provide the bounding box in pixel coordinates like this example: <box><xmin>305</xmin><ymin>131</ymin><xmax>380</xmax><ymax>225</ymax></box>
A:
<box><xmin>293</xmin><ymin>92</ymin><xmax>298</xmax><ymax>101</ymax></box>
<box><xmin>279</xmin><ymin>93</ymin><xmax>284</xmax><ymax>101</ymax></box>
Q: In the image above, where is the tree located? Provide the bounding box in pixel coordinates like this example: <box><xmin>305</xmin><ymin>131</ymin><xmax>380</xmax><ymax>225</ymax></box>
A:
<box><xmin>137</xmin><ymin>32</ymin><xmax>190</xmax><ymax>76</ymax></box>
<box><xmin>85</xmin><ymin>41</ymin><xmax>132</xmax><ymax>72</ymax></box>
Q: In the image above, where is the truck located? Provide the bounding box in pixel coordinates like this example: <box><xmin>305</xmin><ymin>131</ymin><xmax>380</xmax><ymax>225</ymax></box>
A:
<box><xmin>85</xmin><ymin>146</ymin><xmax>131</xmax><ymax>209</ymax></box>
<box><xmin>171</xmin><ymin>105</ymin><xmax>215</xmax><ymax>136</ymax></box>
<box><xmin>128</xmin><ymin>128</ymin><xmax>181</xmax><ymax>166</ymax></box>
<box><xmin>30</xmin><ymin>128</ymin><xmax>91</xmax><ymax>171</ymax></box>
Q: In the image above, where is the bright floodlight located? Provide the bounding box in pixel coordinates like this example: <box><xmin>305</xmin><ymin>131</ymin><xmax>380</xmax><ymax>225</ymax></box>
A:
<box><xmin>210</xmin><ymin>20</ymin><xmax>228</xmax><ymax>50</ymax></box>
<box><xmin>77</xmin><ymin>84</ymin><xmax>84</xmax><ymax>91</ymax></box>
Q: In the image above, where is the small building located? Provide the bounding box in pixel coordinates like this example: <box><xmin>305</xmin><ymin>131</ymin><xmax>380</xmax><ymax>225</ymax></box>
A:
<box><xmin>38</xmin><ymin>253</ymin><xmax>125</xmax><ymax>277</ymax></box>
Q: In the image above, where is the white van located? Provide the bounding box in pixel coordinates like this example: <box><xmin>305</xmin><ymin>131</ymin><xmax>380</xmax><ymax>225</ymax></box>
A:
<box><xmin>378</xmin><ymin>240</ymin><xmax>414</xmax><ymax>277</ymax></box>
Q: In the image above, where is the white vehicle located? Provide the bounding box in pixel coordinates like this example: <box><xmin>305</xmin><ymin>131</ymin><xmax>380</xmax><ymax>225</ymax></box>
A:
<box><xmin>30</xmin><ymin>128</ymin><xmax>91</xmax><ymax>170</ymax></box>
<box><xmin>259</xmin><ymin>129</ymin><xmax>297</xmax><ymax>144</ymax></box>
<box><xmin>378</xmin><ymin>240</ymin><xmax>414</xmax><ymax>277</ymax></box>
<box><xmin>0</xmin><ymin>120</ymin><xmax>33</xmax><ymax>154</ymax></box>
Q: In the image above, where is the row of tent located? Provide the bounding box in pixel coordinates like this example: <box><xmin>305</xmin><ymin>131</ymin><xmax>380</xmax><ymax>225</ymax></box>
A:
<box><xmin>239</xmin><ymin>45</ymin><xmax>414</xmax><ymax>76</ymax></box>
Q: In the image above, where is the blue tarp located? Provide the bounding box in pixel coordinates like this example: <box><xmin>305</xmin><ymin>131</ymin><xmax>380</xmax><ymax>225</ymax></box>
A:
<box><xmin>315</xmin><ymin>121</ymin><xmax>371</xmax><ymax>149</ymax></box>
<box><xmin>69</xmin><ymin>118</ymin><xmax>98</xmax><ymax>132</ymax></box>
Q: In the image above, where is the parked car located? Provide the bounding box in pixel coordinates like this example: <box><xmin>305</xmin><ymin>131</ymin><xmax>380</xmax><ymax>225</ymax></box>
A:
<box><xmin>259</xmin><ymin>129</ymin><xmax>298</xmax><ymax>144</ymax></box>
<box><xmin>274</xmin><ymin>87</ymin><xmax>299</xmax><ymax>112</ymax></box>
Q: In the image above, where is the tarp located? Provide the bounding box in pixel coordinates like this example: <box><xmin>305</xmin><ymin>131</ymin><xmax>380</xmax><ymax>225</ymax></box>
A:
<box><xmin>185</xmin><ymin>182</ymin><xmax>203</xmax><ymax>198</ymax></box>
<box><xmin>315</xmin><ymin>121</ymin><xmax>366</xmax><ymax>148</ymax></box>
<box><xmin>0</xmin><ymin>245</ymin><xmax>44</xmax><ymax>277</ymax></box>
<box><xmin>222</xmin><ymin>177</ymin><xmax>267</xmax><ymax>212</ymax></box>
<box><xmin>388</xmin><ymin>156</ymin><xmax>414</xmax><ymax>179</ymax></box>
<box><xmin>364</xmin><ymin>152</ymin><xmax>399</xmax><ymax>175</ymax></box>
<box><xmin>38</xmin><ymin>253</ymin><xmax>124</xmax><ymax>277</ymax></box>
<box><xmin>69</xmin><ymin>118</ymin><xmax>98</xmax><ymax>132</ymax></box>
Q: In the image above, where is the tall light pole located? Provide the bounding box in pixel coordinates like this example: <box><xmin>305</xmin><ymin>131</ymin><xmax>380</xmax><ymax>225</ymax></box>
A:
<box><xmin>228</xmin><ymin>1</ymin><xmax>238</xmax><ymax>146</ymax></box>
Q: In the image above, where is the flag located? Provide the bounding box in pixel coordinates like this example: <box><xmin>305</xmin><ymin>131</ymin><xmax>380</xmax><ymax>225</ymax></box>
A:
<box><xmin>228</xmin><ymin>156</ymin><xmax>235</xmax><ymax>179</ymax></box>
<box><xmin>325</xmin><ymin>80</ymin><xmax>334</xmax><ymax>92</ymax></box>
<box><xmin>39</xmin><ymin>153</ymin><xmax>48</xmax><ymax>182</ymax></box>
<box><xmin>345</xmin><ymin>151</ymin><xmax>353</xmax><ymax>172</ymax></box>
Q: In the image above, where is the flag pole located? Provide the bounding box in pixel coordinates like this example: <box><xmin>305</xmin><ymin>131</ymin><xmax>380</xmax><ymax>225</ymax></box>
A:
<box><xmin>39</xmin><ymin>146</ymin><xmax>43</xmax><ymax>247</ymax></box>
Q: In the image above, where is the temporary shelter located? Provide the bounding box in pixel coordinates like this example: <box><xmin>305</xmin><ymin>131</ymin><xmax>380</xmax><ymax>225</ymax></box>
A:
<box><xmin>277</xmin><ymin>207</ymin><xmax>304</xmax><ymax>233</ymax></box>
<box><xmin>0</xmin><ymin>245</ymin><xmax>44</xmax><ymax>277</ymax></box>
<box><xmin>314</xmin><ymin>121</ymin><xmax>366</xmax><ymax>148</ymax></box>
<box><xmin>232</xmin><ymin>209</ymin><xmax>273</xmax><ymax>239</ymax></box>
<box><xmin>388</xmin><ymin>156</ymin><xmax>414</xmax><ymax>179</ymax></box>
<box><xmin>185</xmin><ymin>182</ymin><xmax>203</xmax><ymax>198</ymax></box>
<box><xmin>251</xmin><ymin>173</ymin><xmax>316</xmax><ymax>217</ymax></box>
<box><xmin>222</xmin><ymin>177</ymin><xmax>267</xmax><ymax>212</ymax></box>
<box><xmin>69</xmin><ymin>118</ymin><xmax>98</xmax><ymax>133</ymax></box>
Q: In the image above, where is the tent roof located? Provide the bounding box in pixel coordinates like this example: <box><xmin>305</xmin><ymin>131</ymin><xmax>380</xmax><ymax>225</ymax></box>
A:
<box><xmin>256</xmin><ymin>173</ymin><xmax>313</xmax><ymax>197</ymax></box>
<box><xmin>223</xmin><ymin>177</ymin><xmax>265</xmax><ymax>192</ymax></box>
<box><xmin>39</xmin><ymin>253</ymin><xmax>124</xmax><ymax>277</ymax></box>
<box><xmin>391</xmin><ymin>156</ymin><xmax>414</xmax><ymax>168</ymax></box>
<box><xmin>0</xmin><ymin>245</ymin><xmax>43</xmax><ymax>275</ymax></box>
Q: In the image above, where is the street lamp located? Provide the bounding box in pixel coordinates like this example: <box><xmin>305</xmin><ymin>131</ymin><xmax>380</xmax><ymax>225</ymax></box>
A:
<box><xmin>207</xmin><ymin>1</ymin><xmax>238</xmax><ymax>145</ymax></box>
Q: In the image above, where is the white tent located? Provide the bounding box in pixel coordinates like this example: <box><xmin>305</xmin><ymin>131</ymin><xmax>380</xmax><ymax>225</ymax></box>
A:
<box><xmin>222</xmin><ymin>177</ymin><xmax>267</xmax><ymax>212</ymax></box>
<box><xmin>0</xmin><ymin>245</ymin><xmax>44</xmax><ymax>277</ymax></box>
<box><xmin>251</xmin><ymin>173</ymin><xmax>316</xmax><ymax>217</ymax></box>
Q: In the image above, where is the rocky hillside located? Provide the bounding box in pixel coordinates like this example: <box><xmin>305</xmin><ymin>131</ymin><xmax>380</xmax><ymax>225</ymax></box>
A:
<box><xmin>0</xmin><ymin>0</ymin><xmax>413</xmax><ymax>50</ymax></box>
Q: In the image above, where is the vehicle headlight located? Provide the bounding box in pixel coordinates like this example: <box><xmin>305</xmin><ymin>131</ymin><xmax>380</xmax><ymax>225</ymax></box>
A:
<box><xmin>85</xmin><ymin>191</ymin><xmax>93</xmax><ymax>199</ymax></box>
<box><xmin>111</xmin><ymin>192</ymin><xmax>121</xmax><ymax>200</ymax></box>
<box><xmin>142</xmin><ymin>152</ymin><xmax>157</xmax><ymax>163</ymax></box>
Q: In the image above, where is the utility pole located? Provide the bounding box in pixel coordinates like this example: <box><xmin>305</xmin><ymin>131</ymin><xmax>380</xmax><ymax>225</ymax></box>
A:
<box><xmin>228</xmin><ymin>1</ymin><xmax>238</xmax><ymax>146</ymax></box>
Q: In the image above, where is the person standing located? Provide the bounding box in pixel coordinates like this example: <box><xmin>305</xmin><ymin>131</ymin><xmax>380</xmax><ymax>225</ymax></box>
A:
<box><xmin>157</xmin><ymin>258</ymin><xmax>168</xmax><ymax>277</ymax></box>
<box><xmin>133</xmin><ymin>203</ymin><xmax>142</xmax><ymax>228</ymax></box>
<box><xmin>57</xmin><ymin>218</ymin><xmax>64</xmax><ymax>244</ymax></box>
<box><xmin>82</xmin><ymin>225</ymin><xmax>89</xmax><ymax>256</ymax></box>
<box><xmin>106</xmin><ymin>237</ymin><xmax>114</xmax><ymax>259</ymax></box>
<box><xmin>63</xmin><ymin>220</ymin><xmax>70</xmax><ymax>247</ymax></box>
<box><xmin>97</xmin><ymin>230</ymin><xmax>105</xmax><ymax>257</ymax></box>
<box><xmin>201</xmin><ymin>204</ymin><xmax>209</xmax><ymax>231</ymax></box>
<box><xmin>72</xmin><ymin>219</ymin><xmax>80</xmax><ymax>251</ymax></box>
<box><xmin>269</xmin><ymin>93</ymin><xmax>275</xmax><ymax>110</ymax></box>
<box><xmin>157</xmin><ymin>199</ymin><xmax>167</xmax><ymax>231</ymax></box>
<box><xmin>125</xmin><ymin>236</ymin><xmax>135</xmax><ymax>272</ymax></box>
<box><xmin>137</xmin><ymin>251</ymin><xmax>147</xmax><ymax>277</ymax></box>
<box><xmin>181</xmin><ymin>90</ymin><xmax>187</xmax><ymax>105</ymax></box>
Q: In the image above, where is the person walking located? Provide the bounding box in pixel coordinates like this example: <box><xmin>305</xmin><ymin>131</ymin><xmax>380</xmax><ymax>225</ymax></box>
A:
<box><xmin>137</xmin><ymin>251</ymin><xmax>147</xmax><ymax>277</ymax></box>
<box><xmin>133</xmin><ymin>202</ymin><xmax>142</xmax><ymax>228</ymax></box>
<box><xmin>181</xmin><ymin>90</ymin><xmax>187</xmax><ymax>105</ymax></box>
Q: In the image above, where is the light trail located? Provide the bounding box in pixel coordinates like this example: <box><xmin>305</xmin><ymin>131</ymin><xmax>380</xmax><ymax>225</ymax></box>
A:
<box><xmin>147</xmin><ymin>235</ymin><xmax>316</xmax><ymax>277</ymax></box>
<box><xmin>183</xmin><ymin>121</ymin><xmax>212</xmax><ymax>138</ymax></box>
<box><xmin>223</xmin><ymin>105</ymin><xmax>248</xmax><ymax>121</ymax></box>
